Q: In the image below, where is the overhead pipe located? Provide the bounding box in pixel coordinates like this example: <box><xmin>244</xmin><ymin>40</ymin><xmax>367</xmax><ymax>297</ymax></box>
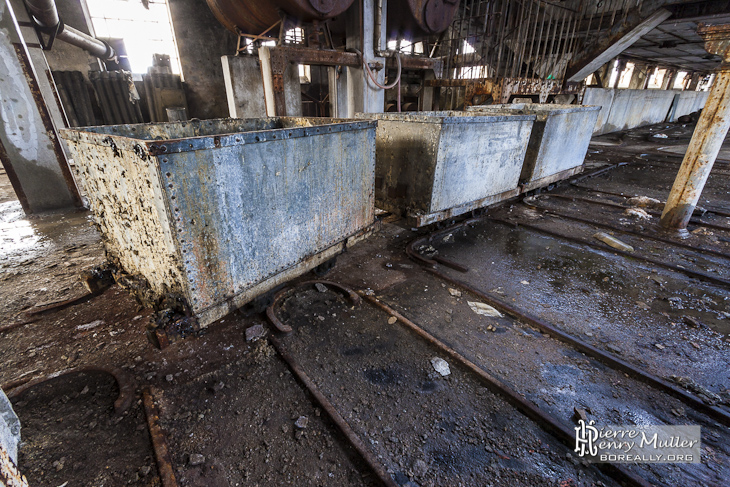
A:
<box><xmin>24</xmin><ymin>0</ymin><xmax>116</xmax><ymax>60</ymax></box>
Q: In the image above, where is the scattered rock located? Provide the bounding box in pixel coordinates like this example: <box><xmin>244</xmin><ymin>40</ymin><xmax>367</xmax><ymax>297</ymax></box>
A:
<box><xmin>245</xmin><ymin>324</ymin><xmax>266</xmax><ymax>342</ymax></box>
<box><xmin>166</xmin><ymin>374</ymin><xmax>174</xmax><ymax>382</ymax></box>
<box><xmin>667</xmin><ymin>297</ymin><xmax>684</xmax><ymax>309</ymax></box>
<box><xmin>52</xmin><ymin>458</ymin><xmax>65</xmax><ymax>471</ymax></box>
<box><xmin>430</xmin><ymin>357</ymin><xmax>451</xmax><ymax>377</ymax></box>
<box><xmin>624</xmin><ymin>208</ymin><xmax>651</xmax><ymax>220</ymax></box>
<box><xmin>387</xmin><ymin>316</ymin><xmax>397</xmax><ymax>325</ymax></box>
<box><xmin>573</xmin><ymin>407</ymin><xmax>588</xmax><ymax>423</ymax></box>
<box><xmin>314</xmin><ymin>283</ymin><xmax>328</xmax><ymax>293</ymax></box>
<box><xmin>189</xmin><ymin>453</ymin><xmax>205</xmax><ymax>466</ymax></box>
<box><xmin>670</xmin><ymin>376</ymin><xmax>724</xmax><ymax>405</ymax></box>
<box><xmin>593</xmin><ymin>232</ymin><xmax>634</xmax><ymax>252</ymax></box>
<box><xmin>412</xmin><ymin>459</ymin><xmax>429</xmax><ymax>477</ymax></box>
<box><xmin>294</xmin><ymin>416</ymin><xmax>309</xmax><ymax>429</ymax></box>
<box><xmin>139</xmin><ymin>465</ymin><xmax>152</xmax><ymax>476</ymax></box>
<box><xmin>654</xmin><ymin>343</ymin><xmax>665</xmax><ymax>350</ymax></box>
<box><xmin>690</xmin><ymin>342</ymin><xmax>701</xmax><ymax>350</ymax></box>
<box><xmin>76</xmin><ymin>319</ymin><xmax>104</xmax><ymax>331</ymax></box>
<box><xmin>682</xmin><ymin>316</ymin><xmax>705</xmax><ymax>329</ymax></box>
<box><xmin>520</xmin><ymin>280</ymin><xmax>529</xmax><ymax>285</ymax></box>
<box><xmin>467</xmin><ymin>301</ymin><xmax>502</xmax><ymax>317</ymax></box>
<box><xmin>448</xmin><ymin>288</ymin><xmax>461</xmax><ymax>297</ymax></box>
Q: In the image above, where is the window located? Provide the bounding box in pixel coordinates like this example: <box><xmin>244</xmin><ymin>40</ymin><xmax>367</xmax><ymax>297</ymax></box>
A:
<box><xmin>86</xmin><ymin>0</ymin><xmax>181</xmax><ymax>75</ymax></box>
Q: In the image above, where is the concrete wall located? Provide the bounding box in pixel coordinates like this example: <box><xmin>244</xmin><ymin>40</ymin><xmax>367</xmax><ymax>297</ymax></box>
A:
<box><xmin>603</xmin><ymin>89</ymin><xmax>676</xmax><ymax>134</ymax></box>
<box><xmin>582</xmin><ymin>88</ymin><xmax>615</xmax><ymax>136</ymax></box>
<box><xmin>585</xmin><ymin>87</ymin><xmax>709</xmax><ymax>135</ymax></box>
<box><xmin>666</xmin><ymin>90</ymin><xmax>709</xmax><ymax>122</ymax></box>
<box><xmin>168</xmin><ymin>0</ymin><xmax>237</xmax><ymax>120</ymax></box>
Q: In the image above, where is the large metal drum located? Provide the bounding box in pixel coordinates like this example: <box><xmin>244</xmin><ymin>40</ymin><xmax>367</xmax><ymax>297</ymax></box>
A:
<box><xmin>206</xmin><ymin>0</ymin><xmax>356</xmax><ymax>34</ymax></box>
<box><xmin>388</xmin><ymin>0</ymin><xmax>461</xmax><ymax>38</ymax></box>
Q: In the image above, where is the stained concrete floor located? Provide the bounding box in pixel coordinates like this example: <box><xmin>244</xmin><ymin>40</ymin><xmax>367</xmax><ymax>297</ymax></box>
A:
<box><xmin>1</xmin><ymin>120</ymin><xmax>729</xmax><ymax>486</ymax></box>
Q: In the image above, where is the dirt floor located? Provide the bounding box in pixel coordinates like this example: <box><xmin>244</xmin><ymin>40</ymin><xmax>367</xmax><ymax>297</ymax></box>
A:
<box><xmin>1</xmin><ymin>120</ymin><xmax>729</xmax><ymax>487</ymax></box>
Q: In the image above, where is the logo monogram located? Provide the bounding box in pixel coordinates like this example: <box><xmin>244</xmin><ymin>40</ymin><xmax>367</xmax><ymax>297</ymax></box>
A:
<box><xmin>575</xmin><ymin>419</ymin><xmax>599</xmax><ymax>457</ymax></box>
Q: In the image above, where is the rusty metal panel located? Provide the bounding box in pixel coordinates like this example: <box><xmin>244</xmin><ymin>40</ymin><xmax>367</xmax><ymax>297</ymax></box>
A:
<box><xmin>61</xmin><ymin>118</ymin><xmax>375</xmax><ymax>326</ymax></box>
<box><xmin>358</xmin><ymin>111</ymin><xmax>534</xmax><ymax>225</ymax></box>
<box><xmin>469</xmin><ymin>104</ymin><xmax>600</xmax><ymax>189</ymax></box>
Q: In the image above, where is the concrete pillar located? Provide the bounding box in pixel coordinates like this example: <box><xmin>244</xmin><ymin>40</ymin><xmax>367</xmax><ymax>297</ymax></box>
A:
<box><xmin>0</xmin><ymin>0</ymin><xmax>82</xmax><ymax>213</ymax></box>
<box><xmin>328</xmin><ymin>66</ymin><xmax>349</xmax><ymax>118</ymax></box>
<box><xmin>221</xmin><ymin>55</ymin><xmax>267</xmax><ymax>118</ymax></box>
<box><xmin>258</xmin><ymin>47</ymin><xmax>302</xmax><ymax>116</ymax></box>
<box><xmin>687</xmin><ymin>72</ymin><xmax>701</xmax><ymax>90</ymax></box>
<box><xmin>661</xmin><ymin>69</ymin><xmax>677</xmax><ymax>90</ymax></box>
<box><xmin>629</xmin><ymin>64</ymin><xmax>654</xmax><ymax>89</ymax></box>
<box><xmin>661</xmin><ymin>24</ymin><xmax>730</xmax><ymax>231</ymax></box>
<box><xmin>345</xmin><ymin>0</ymin><xmax>385</xmax><ymax>115</ymax></box>
<box><xmin>612</xmin><ymin>59</ymin><xmax>627</xmax><ymax>88</ymax></box>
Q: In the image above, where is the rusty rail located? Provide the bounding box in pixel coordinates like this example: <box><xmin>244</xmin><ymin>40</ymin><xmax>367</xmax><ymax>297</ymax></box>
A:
<box><xmin>4</xmin><ymin>365</ymin><xmax>134</xmax><ymax>415</ymax></box>
<box><xmin>269</xmin><ymin>336</ymin><xmax>398</xmax><ymax>487</ymax></box>
<box><xmin>525</xmin><ymin>197</ymin><xmax>730</xmax><ymax>260</ymax></box>
<box><xmin>266</xmin><ymin>280</ymin><xmax>649</xmax><ymax>486</ymax></box>
<box><xmin>570</xmin><ymin>184</ymin><xmax>730</xmax><ymax>219</ymax></box>
<box><xmin>405</xmin><ymin>227</ymin><xmax>730</xmax><ymax>427</ymax></box>
<box><xmin>267</xmin><ymin>280</ymin><xmax>362</xmax><ymax>334</ymax></box>
<box><xmin>142</xmin><ymin>387</ymin><xmax>178</xmax><ymax>487</ymax></box>
<box><xmin>361</xmin><ymin>293</ymin><xmax>652</xmax><ymax>487</ymax></box>
<box><xmin>490</xmin><ymin>216</ymin><xmax>730</xmax><ymax>289</ymax></box>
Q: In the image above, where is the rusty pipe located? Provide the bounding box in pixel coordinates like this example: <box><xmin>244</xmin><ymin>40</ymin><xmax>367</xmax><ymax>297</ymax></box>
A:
<box><xmin>661</xmin><ymin>24</ymin><xmax>730</xmax><ymax>231</ymax></box>
<box><xmin>24</xmin><ymin>0</ymin><xmax>116</xmax><ymax>60</ymax></box>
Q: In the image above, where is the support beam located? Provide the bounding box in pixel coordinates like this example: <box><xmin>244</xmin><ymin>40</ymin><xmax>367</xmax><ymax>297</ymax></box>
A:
<box><xmin>661</xmin><ymin>24</ymin><xmax>730</xmax><ymax>231</ymax></box>
<box><xmin>0</xmin><ymin>0</ymin><xmax>81</xmax><ymax>213</ymax></box>
<box><xmin>345</xmin><ymin>0</ymin><xmax>385</xmax><ymax>116</ymax></box>
<box><xmin>567</xmin><ymin>9</ymin><xmax>671</xmax><ymax>83</ymax></box>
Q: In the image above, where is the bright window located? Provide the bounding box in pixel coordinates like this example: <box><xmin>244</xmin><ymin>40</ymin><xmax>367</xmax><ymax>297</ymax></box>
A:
<box><xmin>86</xmin><ymin>0</ymin><xmax>181</xmax><ymax>75</ymax></box>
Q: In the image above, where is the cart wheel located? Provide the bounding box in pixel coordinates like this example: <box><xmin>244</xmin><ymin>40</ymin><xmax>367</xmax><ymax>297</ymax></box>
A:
<box><xmin>312</xmin><ymin>256</ymin><xmax>337</xmax><ymax>276</ymax></box>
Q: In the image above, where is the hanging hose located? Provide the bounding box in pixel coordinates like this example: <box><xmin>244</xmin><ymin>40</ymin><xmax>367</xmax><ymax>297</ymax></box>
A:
<box><xmin>352</xmin><ymin>49</ymin><xmax>402</xmax><ymax>111</ymax></box>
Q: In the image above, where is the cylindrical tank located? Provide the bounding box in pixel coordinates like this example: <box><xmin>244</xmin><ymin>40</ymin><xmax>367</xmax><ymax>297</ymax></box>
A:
<box><xmin>388</xmin><ymin>0</ymin><xmax>461</xmax><ymax>38</ymax></box>
<box><xmin>205</xmin><ymin>0</ymin><xmax>356</xmax><ymax>34</ymax></box>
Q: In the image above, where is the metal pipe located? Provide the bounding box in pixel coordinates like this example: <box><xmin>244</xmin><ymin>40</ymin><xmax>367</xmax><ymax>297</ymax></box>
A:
<box><xmin>24</xmin><ymin>0</ymin><xmax>116</xmax><ymax>60</ymax></box>
<box><xmin>661</xmin><ymin>24</ymin><xmax>730</xmax><ymax>230</ymax></box>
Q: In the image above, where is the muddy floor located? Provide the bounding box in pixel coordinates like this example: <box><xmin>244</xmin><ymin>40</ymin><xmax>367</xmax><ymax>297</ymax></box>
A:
<box><xmin>1</xmin><ymin>121</ymin><xmax>729</xmax><ymax>487</ymax></box>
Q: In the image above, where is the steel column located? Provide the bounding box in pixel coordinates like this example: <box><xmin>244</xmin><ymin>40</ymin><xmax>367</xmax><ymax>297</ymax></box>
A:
<box><xmin>661</xmin><ymin>23</ymin><xmax>730</xmax><ymax>230</ymax></box>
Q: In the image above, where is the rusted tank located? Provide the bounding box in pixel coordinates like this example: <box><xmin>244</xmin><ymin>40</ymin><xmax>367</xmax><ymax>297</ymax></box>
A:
<box><xmin>206</xmin><ymin>0</ymin><xmax>356</xmax><ymax>34</ymax></box>
<box><xmin>388</xmin><ymin>0</ymin><xmax>461</xmax><ymax>37</ymax></box>
<box><xmin>60</xmin><ymin>118</ymin><xmax>376</xmax><ymax>332</ymax></box>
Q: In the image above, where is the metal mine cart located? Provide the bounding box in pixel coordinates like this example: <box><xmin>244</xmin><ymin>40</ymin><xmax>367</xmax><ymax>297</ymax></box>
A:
<box><xmin>468</xmin><ymin>104</ymin><xmax>601</xmax><ymax>192</ymax></box>
<box><xmin>62</xmin><ymin>117</ymin><xmax>377</xmax><ymax>345</ymax></box>
<box><xmin>359</xmin><ymin>111</ymin><xmax>535</xmax><ymax>227</ymax></box>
